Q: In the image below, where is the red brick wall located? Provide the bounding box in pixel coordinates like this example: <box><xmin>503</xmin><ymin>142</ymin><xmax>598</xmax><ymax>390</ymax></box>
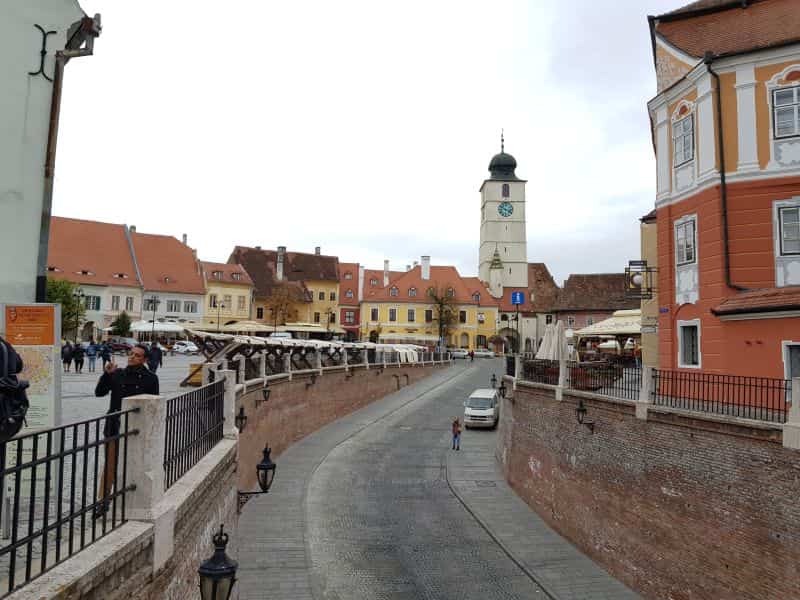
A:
<box><xmin>497</xmin><ymin>382</ymin><xmax>799</xmax><ymax>600</ymax></box>
<box><xmin>237</xmin><ymin>365</ymin><xmax>442</xmax><ymax>491</ymax></box>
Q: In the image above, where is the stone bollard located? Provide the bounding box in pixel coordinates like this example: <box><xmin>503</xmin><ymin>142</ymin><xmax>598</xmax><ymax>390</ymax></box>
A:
<box><xmin>636</xmin><ymin>366</ymin><xmax>654</xmax><ymax>420</ymax></box>
<box><xmin>237</xmin><ymin>355</ymin><xmax>246</xmax><ymax>384</ymax></box>
<box><xmin>284</xmin><ymin>353</ymin><xmax>292</xmax><ymax>380</ymax></box>
<box><xmin>364</xmin><ymin>350</ymin><xmax>369</xmax><ymax>370</ymax></box>
<box><xmin>783</xmin><ymin>377</ymin><xmax>800</xmax><ymax>450</ymax></box>
<box><xmin>259</xmin><ymin>352</ymin><xmax>267</xmax><ymax>379</ymax></box>
<box><xmin>555</xmin><ymin>358</ymin><xmax>566</xmax><ymax>401</ymax></box>
<box><xmin>121</xmin><ymin>393</ymin><xmax>174</xmax><ymax>572</ymax></box>
<box><xmin>343</xmin><ymin>350</ymin><xmax>349</xmax><ymax>371</ymax></box>
<box><xmin>201</xmin><ymin>362</ymin><xmax>214</xmax><ymax>386</ymax></box>
<box><xmin>514</xmin><ymin>354</ymin><xmax>521</xmax><ymax>390</ymax></box>
<box><xmin>315</xmin><ymin>350</ymin><xmax>323</xmax><ymax>374</ymax></box>
<box><xmin>219</xmin><ymin>369</ymin><xmax>239</xmax><ymax>440</ymax></box>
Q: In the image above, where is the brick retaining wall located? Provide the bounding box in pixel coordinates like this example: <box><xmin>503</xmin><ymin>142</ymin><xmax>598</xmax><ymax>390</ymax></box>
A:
<box><xmin>497</xmin><ymin>380</ymin><xmax>800</xmax><ymax>600</ymax></box>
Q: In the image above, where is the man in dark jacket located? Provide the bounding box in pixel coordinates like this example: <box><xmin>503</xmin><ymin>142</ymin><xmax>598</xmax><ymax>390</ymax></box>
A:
<box><xmin>0</xmin><ymin>336</ymin><xmax>29</xmax><ymax>442</ymax></box>
<box><xmin>147</xmin><ymin>342</ymin><xmax>163</xmax><ymax>373</ymax></box>
<box><xmin>94</xmin><ymin>344</ymin><xmax>159</xmax><ymax>515</ymax></box>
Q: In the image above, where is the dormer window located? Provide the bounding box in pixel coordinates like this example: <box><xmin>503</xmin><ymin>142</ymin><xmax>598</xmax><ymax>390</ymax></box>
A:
<box><xmin>446</xmin><ymin>287</ymin><xmax>455</xmax><ymax>298</ymax></box>
<box><xmin>77</xmin><ymin>270</ymin><xmax>94</xmax><ymax>276</ymax></box>
<box><xmin>344</xmin><ymin>272</ymin><xmax>353</xmax><ymax>280</ymax></box>
<box><xmin>370</xmin><ymin>278</ymin><xmax>378</xmax><ymax>286</ymax></box>
<box><xmin>231</xmin><ymin>272</ymin><xmax>241</xmax><ymax>281</ymax></box>
<box><xmin>212</xmin><ymin>271</ymin><xmax>223</xmax><ymax>280</ymax></box>
<box><xmin>472</xmin><ymin>292</ymin><xmax>480</xmax><ymax>302</ymax></box>
<box><xmin>427</xmin><ymin>287</ymin><xmax>435</xmax><ymax>297</ymax></box>
<box><xmin>390</xmin><ymin>287</ymin><xmax>399</xmax><ymax>297</ymax></box>
<box><xmin>47</xmin><ymin>266</ymin><xmax>61</xmax><ymax>273</ymax></box>
<box><xmin>673</xmin><ymin>113</ymin><xmax>694</xmax><ymax>167</ymax></box>
<box><xmin>345</xmin><ymin>289</ymin><xmax>354</xmax><ymax>298</ymax></box>
<box><xmin>408</xmin><ymin>287</ymin><xmax>417</xmax><ymax>297</ymax></box>
<box><xmin>113</xmin><ymin>273</ymin><xmax>128</xmax><ymax>279</ymax></box>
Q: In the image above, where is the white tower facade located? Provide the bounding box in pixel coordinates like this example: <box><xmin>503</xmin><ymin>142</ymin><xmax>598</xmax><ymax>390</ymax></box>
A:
<box><xmin>478</xmin><ymin>141</ymin><xmax>528</xmax><ymax>295</ymax></box>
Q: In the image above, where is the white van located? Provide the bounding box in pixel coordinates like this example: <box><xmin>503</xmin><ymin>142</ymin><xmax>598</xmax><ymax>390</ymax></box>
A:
<box><xmin>463</xmin><ymin>389</ymin><xmax>499</xmax><ymax>429</ymax></box>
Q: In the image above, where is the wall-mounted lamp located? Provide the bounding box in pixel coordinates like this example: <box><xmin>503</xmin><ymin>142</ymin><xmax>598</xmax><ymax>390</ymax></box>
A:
<box><xmin>575</xmin><ymin>399</ymin><xmax>594</xmax><ymax>433</ymax></box>
<box><xmin>237</xmin><ymin>446</ymin><xmax>277</xmax><ymax>512</ymax></box>
<box><xmin>490</xmin><ymin>374</ymin><xmax>498</xmax><ymax>388</ymax></box>
<box><xmin>198</xmin><ymin>524</ymin><xmax>238</xmax><ymax>600</ymax></box>
<box><xmin>261</xmin><ymin>384</ymin><xmax>271</xmax><ymax>403</ymax></box>
<box><xmin>235</xmin><ymin>406</ymin><xmax>248</xmax><ymax>432</ymax></box>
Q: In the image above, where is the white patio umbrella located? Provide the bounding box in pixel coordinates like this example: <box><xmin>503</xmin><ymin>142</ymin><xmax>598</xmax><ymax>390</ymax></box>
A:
<box><xmin>535</xmin><ymin>324</ymin><xmax>555</xmax><ymax>360</ymax></box>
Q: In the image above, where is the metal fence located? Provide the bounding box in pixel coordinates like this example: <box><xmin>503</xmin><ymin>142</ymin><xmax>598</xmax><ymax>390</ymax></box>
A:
<box><xmin>521</xmin><ymin>359</ymin><xmax>560</xmax><ymax>385</ymax></box>
<box><xmin>163</xmin><ymin>379</ymin><xmax>225</xmax><ymax>489</ymax></box>
<box><xmin>652</xmin><ymin>370</ymin><xmax>790</xmax><ymax>423</ymax></box>
<box><xmin>0</xmin><ymin>409</ymin><xmax>138</xmax><ymax>596</ymax></box>
<box><xmin>567</xmin><ymin>362</ymin><xmax>642</xmax><ymax>401</ymax></box>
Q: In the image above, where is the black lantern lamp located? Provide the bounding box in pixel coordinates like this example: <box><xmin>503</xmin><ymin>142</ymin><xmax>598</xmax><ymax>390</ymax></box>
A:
<box><xmin>575</xmin><ymin>399</ymin><xmax>595</xmax><ymax>433</ymax></box>
<box><xmin>490</xmin><ymin>374</ymin><xmax>498</xmax><ymax>388</ymax></box>
<box><xmin>238</xmin><ymin>445</ymin><xmax>277</xmax><ymax>511</ymax></box>
<box><xmin>198</xmin><ymin>524</ymin><xmax>238</xmax><ymax>600</ymax></box>
<box><xmin>235</xmin><ymin>406</ymin><xmax>247</xmax><ymax>432</ymax></box>
<box><xmin>261</xmin><ymin>384</ymin><xmax>271</xmax><ymax>403</ymax></box>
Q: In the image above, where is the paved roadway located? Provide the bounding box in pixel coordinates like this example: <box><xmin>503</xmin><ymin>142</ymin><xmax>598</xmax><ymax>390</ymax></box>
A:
<box><xmin>239</xmin><ymin>359</ymin><xmax>640</xmax><ymax>600</ymax></box>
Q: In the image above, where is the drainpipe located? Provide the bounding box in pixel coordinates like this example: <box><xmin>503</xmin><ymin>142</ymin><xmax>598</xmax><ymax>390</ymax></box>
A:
<box><xmin>704</xmin><ymin>51</ymin><xmax>748</xmax><ymax>292</ymax></box>
<box><xmin>36</xmin><ymin>15</ymin><xmax>101</xmax><ymax>301</ymax></box>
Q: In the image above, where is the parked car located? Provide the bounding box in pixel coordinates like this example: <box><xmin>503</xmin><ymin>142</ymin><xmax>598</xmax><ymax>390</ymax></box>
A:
<box><xmin>473</xmin><ymin>349</ymin><xmax>495</xmax><ymax>358</ymax></box>
<box><xmin>463</xmin><ymin>388</ymin><xmax>500</xmax><ymax>429</ymax></box>
<box><xmin>173</xmin><ymin>341</ymin><xmax>199</xmax><ymax>354</ymax></box>
<box><xmin>109</xmin><ymin>341</ymin><xmax>133</xmax><ymax>354</ymax></box>
<box><xmin>450</xmin><ymin>349</ymin><xmax>469</xmax><ymax>359</ymax></box>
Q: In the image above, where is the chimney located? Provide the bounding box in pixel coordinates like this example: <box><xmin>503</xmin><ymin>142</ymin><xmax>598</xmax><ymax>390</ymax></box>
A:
<box><xmin>277</xmin><ymin>246</ymin><xmax>286</xmax><ymax>281</ymax></box>
<box><xmin>255</xmin><ymin>245</ymin><xmax>261</xmax><ymax>250</ymax></box>
<box><xmin>413</xmin><ymin>261</ymin><xmax>418</xmax><ymax>268</ymax></box>
<box><xmin>182</xmin><ymin>233</ymin><xmax>187</xmax><ymax>245</ymax></box>
<box><xmin>421</xmin><ymin>256</ymin><xmax>431</xmax><ymax>280</ymax></box>
<box><xmin>129</xmin><ymin>225</ymin><xmax>136</xmax><ymax>233</ymax></box>
<box><xmin>383</xmin><ymin>260</ymin><xmax>390</xmax><ymax>286</ymax></box>
<box><xmin>358</xmin><ymin>265</ymin><xmax>365</xmax><ymax>302</ymax></box>
<box><xmin>406</xmin><ymin>265</ymin><xmax>411</xmax><ymax>272</ymax></box>
<box><xmin>315</xmin><ymin>246</ymin><xmax>321</xmax><ymax>255</ymax></box>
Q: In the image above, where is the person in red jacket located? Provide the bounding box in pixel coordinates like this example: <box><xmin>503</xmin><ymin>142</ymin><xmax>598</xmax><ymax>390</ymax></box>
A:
<box><xmin>451</xmin><ymin>417</ymin><xmax>461</xmax><ymax>451</ymax></box>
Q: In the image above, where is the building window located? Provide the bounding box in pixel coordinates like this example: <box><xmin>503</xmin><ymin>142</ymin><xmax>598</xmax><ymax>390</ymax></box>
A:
<box><xmin>209</xmin><ymin>294</ymin><xmax>217</xmax><ymax>308</ymax></box>
<box><xmin>446</xmin><ymin>287</ymin><xmax>454</xmax><ymax>298</ymax></box>
<box><xmin>427</xmin><ymin>287</ymin><xmax>435</xmax><ymax>297</ymax></box>
<box><xmin>344</xmin><ymin>272</ymin><xmax>353</xmax><ymax>280</ymax></box>
<box><xmin>212</xmin><ymin>271</ymin><xmax>223</xmax><ymax>280</ymax></box>
<box><xmin>370</xmin><ymin>307</ymin><xmax>379</xmax><ymax>321</ymax></box>
<box><xmin>675</xmin><ymin>218</ymin><xmax>696</xmax><ymax>265</ymax></box>
<box><xmin>314</xmin><ymin>312</ymin><xmax>320</xmax><ymax>323</ymax></box>
<box><xmin>184</xmin><ymin>301</ymin><xmax>198</xmax><ymax>313</ymax></box>
<box><xmin>345</xmin><ymin>289</ymin><xmax>354</xmax><ymax>298</ymax></box>
<box><xmin>459</xmin><ymin>310</ymin><xmax>467</xmax><ymax>323</ymax></box>
<box><xmin>673</xmin><ymin>114</ymin><xmax>694</xmax><ymax>167</ymax></box>
<box><xmin>472</xmin><ymin>293</ymin><xmax>480</xmax><ymax>302</ymax></box>
<box><xmin>256</xmin><ymin>307</ymin><xmax>264</xmax><ymax>319</ymax></box>
<box><xmin>502</xmin><ymin>183</ymin><xmax>510</xmax><ymax>198</ymax></box>
<box><xmin>143</xmin><ymin>298</ymin><xmax>158</xmax><ymax>312</ymax></box>
<box><xmin>545</xmin><ymin>314</ymin><xmax>553</xmax><ymax>325</ymax></box>
<box><xmin>678</xmin><ymin>320</ymin><xmax>701</xmax><ymax>368</ymax></box>
<box><xmin>501</xmin><ymin>314</ymin><xmax>508</xmax><ymax>321</ymax></box>
<box><xmin>125</xmin><ymin>296</ymin><xmax>134</xmax><ymax>311</ymax></box>
<box><xmin>567</xmin><ymin>316</ymin><xmax>575</xmax><ymax>327</ymax></box>
<box><xmin>166</xmin><ymin>300</ymin><xmax>181</xmax><ymax>313</ymax></box>
<box><xmin>329</xmin><ymin>312</ymin><xmax>336</xmax><ymax>324</ymax></box>
<box><xmin>389</xmin><ymin>308</ymin><xmax>397</xmax><ymax>322</ymax></box>
<box><xmin>222</xmin><ymin>295</ymin><xmax>231</xmax><ymax>308</ymax></box>
<box><xmin>779</xmin><ymin>206</ymin><xmax>800</xmax><ymax>255</ymax></box>
<box><xmin>238</xmin><ymin>295</ymin><xmax>246</xmax><ymax>311</ymax></box>
<box><xmin>408</xmin><ymin>287</ymin><xmax>417</xmax><ymax>297</ymax></box>
<box><xmin>330</xmin><ymin>291</ymin><xmax>336</xmax><ymax>301</ymax></box>
<box><xmin>408</xmin><ymin>309</ymin><xmax>415</xmax><ymax>322</ymax></box>
<box><xmin>84</xmin><ymin>296</ymin><xmax>101</xmax><ymax>311</ymax></box>
<box><xmin>390</xmin><ymin>287</ymin><xmax>399</xmax><ymax>297</ymax></box>
<box><xmin>111</xmin><ymin>295</ymin><xmax>120</xmax><ymax>311</ymax></box>
<box><xmin>345</xmin><ymin>311</ymin><xmax>355</xmax><ymax>324</ymax></box>
<box><xmin>773</xmin><ymin>86</ymin><xmax>800</xmax><ymax>138</ymax></box>
<box><xmin>477</xmin><ymin>312</ymin><xmax>485</xmax><ymax>324</ymax></box>
<box><xmin>587</xmin><ymin>317</ymin><xmax>594</xmax><ymax>326</ymax></box>
<box><xmin>318</xmin><ymin>291</ymin><xmax>325</xmax><ymax>301</ymax></box>
<box><xmin>425</xmin><ymin>309</ymin><xmax>433</xmax><ymax>323</ymax></box>
<box><xmin>370</xmin><ymin>278</ymin><xmax>378</xmax><ymax>286</ymax></box>
<box><xmin>231</xmin><ymin>272</ymin><xmax>241</xmax><ymax>281</ymax></box>
<box><xmin>476</xmin><ymin>334</ymin><xmax>487</xmax><ymax>347</ymax></box>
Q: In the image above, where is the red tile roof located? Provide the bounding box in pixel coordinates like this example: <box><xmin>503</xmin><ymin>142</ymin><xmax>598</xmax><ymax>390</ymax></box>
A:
<box><xmin>554</xmin><ymin>274</ymin><xmax>639</xmax><ymax>312</ymax></box>
<box><xmin>131</xmin><ymin>231</ymin><xmax>205</xmax><ymax>295</ymax></box>
<box><xmin>364</xmin><ymin>265</ymin><xmax>478</xmax><ymax>304</ymax></box>
<box><xmin>201</xmin><ymin>261</ymin><xmax>253</xmax><ymax>286</ymax></box>
<box><xmin>363</xmin><ymin>268</ymin><xmax>404</xmax><ymax>291</ymax></box>
<box><xmin>653</xmin><ymin>0</ymin><xmax>800</xmax><ymax>59</ymax></box>
<box><xmin>229</xmin><ymin>246</ymin><xmax>338</xmax><ymax>299</ymax></box>
<box><xmin>47</xmin><ymin>217</ymin><xmax>140</xmax><ymax>288</ymax></box>
<box><xmin>461</xmin><ymin>277</ymin><xmax>500</xmax><ymax>308</ymax></box>
<box><xmin>711</xmin><ymin>286</ymin><xmax>800</xmax><ymax>316</ymax></box>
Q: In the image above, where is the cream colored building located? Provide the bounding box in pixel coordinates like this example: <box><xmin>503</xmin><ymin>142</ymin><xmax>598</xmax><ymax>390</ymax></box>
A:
<box><xmin>200</xmin><ymin>262</ymin><xmax>254</xmax><ymax>331</ymax></box>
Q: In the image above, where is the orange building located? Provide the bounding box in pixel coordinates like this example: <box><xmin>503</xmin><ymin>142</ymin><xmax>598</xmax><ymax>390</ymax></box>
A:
<box><xmin>648</xmin><ymin>0</ymin><xmax>800</xmax><ymax>379</ymax></box>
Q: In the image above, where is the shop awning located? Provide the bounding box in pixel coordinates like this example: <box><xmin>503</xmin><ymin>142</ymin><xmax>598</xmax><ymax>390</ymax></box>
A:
<box><xmin>379</xmin><ymin>333</ymin><xmax>439</xmax><ymax>342</ymax></box>
<box><xmin>575</xmin><ymin>309</ymin><xmax>641</xmax><ymax>337</ymax></box>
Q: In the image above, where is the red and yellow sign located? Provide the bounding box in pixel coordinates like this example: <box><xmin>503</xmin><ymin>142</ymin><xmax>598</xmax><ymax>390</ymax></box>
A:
<box><xmin>5</xmin><ymin>305</ymin><xmax>55</xmax><ymax>346</ymax></box>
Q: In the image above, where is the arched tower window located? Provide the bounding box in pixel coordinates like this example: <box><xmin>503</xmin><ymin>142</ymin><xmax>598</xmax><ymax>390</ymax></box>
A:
<box><xmin>502</xmin><ymin>183</ymin><xmax>510</xmax><ymax>198</ymax></box>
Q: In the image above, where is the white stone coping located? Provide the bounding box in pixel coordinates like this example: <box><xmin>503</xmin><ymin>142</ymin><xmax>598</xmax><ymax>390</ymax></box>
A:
<box><xmin>7</xmin><ymin>521</ymin><xmax>153</xmax><ymax>600</ymax></box>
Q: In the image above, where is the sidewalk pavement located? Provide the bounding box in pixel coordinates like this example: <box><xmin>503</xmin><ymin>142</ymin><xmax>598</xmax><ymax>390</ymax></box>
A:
<box><xmin>447</xmin><ymin>433</ymin><xmax>641</xmax><ymax>600</ymax></box>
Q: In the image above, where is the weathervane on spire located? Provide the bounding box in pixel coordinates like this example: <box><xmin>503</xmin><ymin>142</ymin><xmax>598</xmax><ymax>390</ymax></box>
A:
<box><xmin>501</xmin><ymin>128</ymin><xmax>505</xmax><ymax>153</ymax></box>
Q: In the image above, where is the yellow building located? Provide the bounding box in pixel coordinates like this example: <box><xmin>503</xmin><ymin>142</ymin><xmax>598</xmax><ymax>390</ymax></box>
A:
<box><xmin>200</xmin><ymin>262</ymin><xmax>254</xmax><ymax>331</ymax></box>
<box><xmin>359</xmin><ymin>260</ymin><xmax>498</xmax><ymax>349</ymax></box>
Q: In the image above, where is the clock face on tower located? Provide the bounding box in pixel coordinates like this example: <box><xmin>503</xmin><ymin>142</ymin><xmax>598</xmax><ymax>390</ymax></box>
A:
<box><xmin>498</xmin><ymin>201</ymin><xmax>513</xmax><ymax>217</ymax></box>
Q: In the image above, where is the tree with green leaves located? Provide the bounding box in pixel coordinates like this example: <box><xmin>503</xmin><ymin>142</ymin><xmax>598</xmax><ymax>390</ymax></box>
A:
<box><xmin>428</xmin><ymin>287</ymin><xmax>459</xmax><ymax>349</ymax></box>
<box><xmin>45</xmin><ymin>278</ymin><xmax>86</xmax><ymax>340</ymax></box>
<box><xmin>110</xmin><ymin>311</ymin><xmax>132</xmax><ymax>337</ymax></box>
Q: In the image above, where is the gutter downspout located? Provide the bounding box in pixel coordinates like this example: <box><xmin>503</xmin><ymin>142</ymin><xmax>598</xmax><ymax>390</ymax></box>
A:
<box><xmin>704</xmin><ymin>51</ymin><xmax>748</xmax><ymax>292</ymax></box>
<box><xmin>36</xmin><ymin>15</ymin><xmax>101</xmax><ymax>302</ymax></box>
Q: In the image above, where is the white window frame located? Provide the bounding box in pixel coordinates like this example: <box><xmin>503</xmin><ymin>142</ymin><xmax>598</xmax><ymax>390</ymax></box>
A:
<box><xmin>677</xmin><ymin>319</ymin><xmax>702</xmax><ymax>369</ymax></box>
<box><xmin>344</xmin><ymin>272</ymin><xmax>353</xmax><ymax>280</ymax></box>
<box><xmin>778</xmin><ymin>205</ymin><xmax>800</xmax><ymax>256</ymax></box>
<box><xmin>675</xmin><ymin>216</ymin><xmax>697</xmax><ymax>266</ymax></box>
<box><xmin>85</xmin><ymin>296</ymin><xmax>101</xmax><ymax>311</ymax></box>
<box><xmin>407</xmin><ymin>309</ymin><xmax>415</xmax><ymax>322</ymax></box>
<box><xmin>344</xmin><ymin>310</ymin><xmax>355</xmax><ymax>324</ymax></box>
<box><xmin>166</xmin><ymin>300</ymin><xmax>181</xmax><ymax>313</ymax></box>
<box><xmin>370</xmin><ymin>307</ymin><xmax>379</xmax><ymax>322</ymax></box>
<box><xmin>184</xmin><ymin>301</ymin><xmax>198</xmax><ymax>314</ymax></box>
<box><xmin>345</xmin><ymin>289</ymin><xmax>354</xmax><ymax>298</ymax></box>
<box><xmin>672</xmin><ymin>113</ymin><xmax>694</xmax><ymax>168</ymax></box>
<box><xmin>125</xmin><ymin>296</ymin><xmax>134</xmax><ymax>311</ymax></box>
<box><xmin>408</xmin><ymin>287</ymin><xmax>417</xmax><ymax>297</ymax></box>
<box><xmin>390</xmin><ymin>287</ymin><xmax>399</xmax><ymax>297</ymax></box>
<box><xmin>238</xmin><ymin>295</ymin><xmax>246</xmax><ymax>311</ymax></box>
<box><xmin>370</xmin><ymin>278</ymin><xmax>378</xmax><ymax>286</ymax></box>
<box><xmin>388</xmin><ymin>308</ymin><xmax>397</xmax><ymax>322</ymax></box>
<box><xmin>111</xmin><ymin>295</ymin><xmax>120</xmax><ymax>311</ymax></box>
<box><xmin>772</xmin><ymin>84</ymin><xmax>800</xmax><ymax>139</ymax></box>
<box><xmin>781</xmin><ymin>340</ymin><xmax>800</xmax><ymax>380</ymax></box>
<box><xmin>209</xmin><ymin>294</ymin><xmax>217</xmax><ymax>308</ymax></box>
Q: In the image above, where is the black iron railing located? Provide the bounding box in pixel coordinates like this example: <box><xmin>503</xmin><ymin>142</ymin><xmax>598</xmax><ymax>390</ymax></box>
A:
<box><xmin>521</xmin><ymin>359</ymin><xmax>560</xmax><ymax>385</ymax></box>
<box><xmin>568</xmin><ymin>362</ymin><xmax>642</xmax><ymax>401</ymax></box>
<box><xmin>0</xmin><ymin>409</ymin><xmax>138</xmax><ymax>596</ymax></box>
<box><xmin>164</xmin><ymin>380</ymin><xmax>225</xmax><ymax>489</ymax></box>
<box><xmin>652</xmin><ymin>370</ymin><xmax>790</xmax><ymax>423</ymax></box>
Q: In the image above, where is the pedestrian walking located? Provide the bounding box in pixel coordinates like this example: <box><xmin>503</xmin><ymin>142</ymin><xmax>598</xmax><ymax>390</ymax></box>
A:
<box><xmin>72</xmin><ymin>343</ymin><xmax>85</xmax><ymax>374</ymax></box>
<box><xmin>94</xmin><ymin>344</ymin><xmax>159</xmax><ymax>517</ymax></box>
<box><xmin>61</xmin><ymin>342</ymin><xmax>73</xmax><ymax>373</ymax></box>
<box><xmin>86</xmin><ymin>339</ymin><xmax>98</xmax><ymax>373</ymax></box>
<box><xmin>469</xmin><ymin>350</ymin><xmax>475</xmax><ymax>362</ymax></box>
<box><xmin>99</xmin><ymin>342</ymin><xmax>111</xmax><ymax>369</ymax></box>
<box><xmin>451</xmin><ymin>416</ymin><xmax>461</xmax><ymax>451</ymax></box>
<box><xmin>147</xmin><ymin>342</ymin><xmax>163</xmax><ymax>374</ymax></box>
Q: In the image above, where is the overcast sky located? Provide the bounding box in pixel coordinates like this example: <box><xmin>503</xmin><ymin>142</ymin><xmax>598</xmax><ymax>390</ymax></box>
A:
<box><xmin>55</xmin><ymin>0</ymin><xmax>682</xmax><ymax>286</ymax></box>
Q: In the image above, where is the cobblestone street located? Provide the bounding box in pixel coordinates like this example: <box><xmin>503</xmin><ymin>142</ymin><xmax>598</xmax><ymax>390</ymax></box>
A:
<box><xmin>239</xmin><ymin>361</ymin><xmax>639</xmax><ymax>600</ymax></box>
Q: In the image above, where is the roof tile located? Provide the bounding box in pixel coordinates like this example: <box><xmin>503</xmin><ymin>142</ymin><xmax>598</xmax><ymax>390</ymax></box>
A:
<box><xmin>131</xmin><ymin>231</ymin><xmax>205</xmax><ymax>295</ymax></box>
<box><xmin>711</xmin><ymin>286</ymin><xmax>800</xmax><ymax>315</ymax></box>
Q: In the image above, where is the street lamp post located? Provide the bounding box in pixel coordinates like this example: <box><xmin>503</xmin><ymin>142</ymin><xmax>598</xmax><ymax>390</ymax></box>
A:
<box><xmin>72</xmin><ymin>288</ymin><xmax>85</xmax><ymax>343</ymax></box>
<box><xmin>148</xmin><ymin>295</ymin><xmax>160</xmax><ymax>343</ymax></box>
<box><xmin>217</xmin><ymin>301</ymin><xmax>226</xmax><ymax>333</ymax></box>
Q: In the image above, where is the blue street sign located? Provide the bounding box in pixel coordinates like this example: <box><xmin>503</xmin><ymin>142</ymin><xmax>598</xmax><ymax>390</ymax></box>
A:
<box><xmin>511</xmin><ymin>291</ymin><xmax>525</xmax><ymax>305</ymax></box>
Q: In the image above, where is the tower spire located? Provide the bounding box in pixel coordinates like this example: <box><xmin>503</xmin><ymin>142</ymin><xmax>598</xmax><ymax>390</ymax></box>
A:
<box><xmin>501</xmin><ymin>129</ymin><xmax>505</xmax><ymax>153</ymax></box>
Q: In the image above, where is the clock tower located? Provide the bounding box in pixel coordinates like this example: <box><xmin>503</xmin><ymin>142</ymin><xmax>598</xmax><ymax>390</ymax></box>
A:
<box><xmin>478</xmin><ymin>136</ymin><xmax>528</xmax><ymax>297</ymax></box>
